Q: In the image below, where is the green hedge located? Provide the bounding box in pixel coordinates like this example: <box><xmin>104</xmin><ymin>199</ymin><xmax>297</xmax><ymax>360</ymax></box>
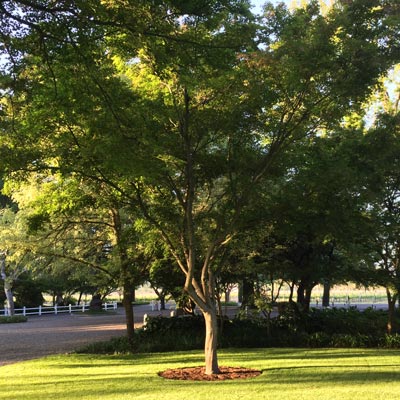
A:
<box><xmin>0</xmin><ymin>315</ymin><xmax>28</xmax><ymax>324</ymax></box>
<box><xmin>76</xmin><ymin>308</ymin><xmax>400</xmax><ymax>355</ymax></box>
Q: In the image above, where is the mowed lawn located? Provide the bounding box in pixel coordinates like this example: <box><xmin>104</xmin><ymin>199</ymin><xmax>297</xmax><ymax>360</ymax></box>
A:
<box><xmin>1</xmin><ymin>348</ymin><xmax>400</xmax><ymax>400</ymax></box>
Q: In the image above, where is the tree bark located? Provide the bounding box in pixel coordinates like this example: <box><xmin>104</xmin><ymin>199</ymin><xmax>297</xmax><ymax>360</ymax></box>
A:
<box><xmin>0</xmin><ymin>255</ymin><xmax>14</xmax><ymax>316</ymax></box>
<box><xmin>288</xmin><ymin>281</ymin><xmax>295</xmax><ymax>303</ymax></box>
<box><xmin>297</xmin><ymin>281</ymin><xmax>306</xmax><ymax>308</ymax></box>
<box><xmin>297</xmin><ymin>279</ymin><xmax>315</xmax><ymax>312</ymax></box>
<box><xmin>111</xmin><ymin>208</ymin><xmax>136</xmax><ymax>342</ymax></box>
<box><xmin>203</xmin><ymin>308</ymin><xmax>220</xmax><ymax>375</ymax></box>
<box><xmin>304</xmin><ymin>286</ymin><xmax>313</xmax><ymax>312</ymax></box>
<box><xmin>123</xmin><ymin>284</ymin><xmax>135</xmax><ymax>342</ymax></box>
<box><xmin>241</xmin><ymin>279</ymin><xmax>255</xmax><ymax>308</ymax></box>
<box><xmin>322</xmin><ymin>281</ymin><xmax>331</xmax><ymax>307</ymax></box>
<box><xmin>386</xmin><ymin>288</ymin><xmax>398</xmax><ymax>335</ymax></box>
<box><xmin>3</xmin><ymin>280</ymin><xmax>14</xmax><ymax>316</ymax></box>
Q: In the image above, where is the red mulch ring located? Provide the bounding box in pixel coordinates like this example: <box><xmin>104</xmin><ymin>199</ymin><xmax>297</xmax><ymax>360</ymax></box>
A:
<box><xmin>158</xmin><ymin>366</ymin><xmax>262</xmax><ymax>381</ymax></box>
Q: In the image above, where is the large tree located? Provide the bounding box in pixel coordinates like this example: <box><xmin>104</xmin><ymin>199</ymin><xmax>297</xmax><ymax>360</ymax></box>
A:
<box><xmin>1</xmin><ymin>0</ymin><xmax>399</xmax><ymax>374</ymax></box>
<box><xmin>6</xmin><ymin>174</ymin><xmax>151</xmax><ymax>341</ymax></box>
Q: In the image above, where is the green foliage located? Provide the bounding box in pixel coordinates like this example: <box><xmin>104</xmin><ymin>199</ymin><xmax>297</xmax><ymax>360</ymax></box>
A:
<box><xmin>12</xmin><ymin>272</ymin><xmax>45</xmax><ymax>308</ymax></box>
<box><xmin>301</xmin><ymin>307</ymin><xmax>390</xmax><ymax>336</ymax></box>
<box><xmin>138</xmin><ymin>315</ymin><xmax>205</xmax><ymax>352</ymax></box>
<box><xmin>0</xmin><ymin>315</ymin><xmax>27</xmax><ymax>324</ymax></box>
<box><xmin>78</xmin><ymin>309</ymin><xmax>400</xmax><ymax>354</ymax></box>
<box><xmin>380</xmin><ymin>333</ymin><xmax>400</xmax><ymax>348</ymax></box>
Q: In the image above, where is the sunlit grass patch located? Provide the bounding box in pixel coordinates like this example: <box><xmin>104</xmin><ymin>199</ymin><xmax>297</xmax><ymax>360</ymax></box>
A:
<box><xmin>1</xmin><ymin>348</ymin><xmax>400</xmax><ymax>400</ymax></box>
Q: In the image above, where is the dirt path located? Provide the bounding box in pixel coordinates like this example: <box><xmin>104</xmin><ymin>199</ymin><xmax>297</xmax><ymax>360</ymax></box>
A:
<box><xmin>0</xmin><ymin>305</ymin><xmax>171</xmax><ymax>366</ymax></box>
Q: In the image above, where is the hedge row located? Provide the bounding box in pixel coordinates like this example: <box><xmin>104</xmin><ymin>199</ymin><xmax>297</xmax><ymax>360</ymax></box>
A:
<box><xmin>77</xmin><ymin>307</ymin><xmax>400</xmax><ymax>354</ymax></box>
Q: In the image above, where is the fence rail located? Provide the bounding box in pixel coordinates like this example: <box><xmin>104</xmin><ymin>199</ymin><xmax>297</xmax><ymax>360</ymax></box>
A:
<box><xmin>1</xmin><ymin>301</ymin><xmax>118</xmax><ymax>317</ymax></box>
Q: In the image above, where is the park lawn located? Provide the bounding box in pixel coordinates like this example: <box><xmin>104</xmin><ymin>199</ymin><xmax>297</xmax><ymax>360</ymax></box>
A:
<box><xmin>1</xmin><ymin>348</ymin><xmax>400</xmax><ymax>400</ymax></box>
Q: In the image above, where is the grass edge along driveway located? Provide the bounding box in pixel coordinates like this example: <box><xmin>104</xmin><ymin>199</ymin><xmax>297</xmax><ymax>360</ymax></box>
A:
<box><xmin>1</xmin><ymin>348</ymin><xmax>400</xmax><ymax>400</ymax></box>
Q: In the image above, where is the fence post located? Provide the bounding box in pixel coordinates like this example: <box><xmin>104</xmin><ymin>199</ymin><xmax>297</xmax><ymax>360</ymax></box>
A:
<box><xmin>104</xmin><ymin>302</ymin><xmax>108</xmax><ymax>311</ymax></box>
<box><xmin>69</xmin><ymin>304</ymin><xmax>72</xmax><ymax>314</ymax></box>
<box><xmin>39</xmin><ymin>305</ymin><xmax>42</xmax><ymax>316</ymax></box>
<box><xmin>23</xmin><ymin>306</ymin><xmax>26</xmax><ymax>316</ymax></box>
<box><xmin>55</xmin><ymin>304</ymin><xmax>58</xmax><ymax>315</ymax></box>
<box><xmin>82</xmin><ymin>303</ymin><xmax>85</xmax><ymax>312</ymax></box>
<box><xmin>114</xmin><ymin>301</ymin><xmax>117</xmax><ymax>310</ymax></box>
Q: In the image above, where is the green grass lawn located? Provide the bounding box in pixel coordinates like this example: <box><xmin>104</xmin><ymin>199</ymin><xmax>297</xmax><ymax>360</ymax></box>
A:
<box><xmin>1</xmin><ymin>348</ymin><xmax>400</xmax><ymax>400</ymax></box>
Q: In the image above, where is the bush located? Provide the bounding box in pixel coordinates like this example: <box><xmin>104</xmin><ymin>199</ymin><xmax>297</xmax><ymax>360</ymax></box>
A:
<box><xmin>144</xmin><ymin>315</ymin><xmax>205</xmax><ymax>334</ymax></box>
<box><xmin>276</xmin><ymin>306</ymin><xmax>392</xmax><ymax>336</ymax></box>
<box><xmin>138</xmin><ymin>315</ymin><xmax>205</xmax><ymax>352</ymax></box>
<box><xmin>329</xmin><ymin>333</ymin><xmax>376</xmax><ymax>348</ymax></box>
<box><xmin>379</xmin><ymin>334</ymin><xmax>400</xmax><ymax>348</ymax></box>
<box><xmin>307</xmin><ymin>332</ymin><xmax>332</xmax><ymax>347</ymax></box>
<box><xmin>77</xmin><ymin>316</ymin><xmax>206</xmax><ymax>355</ymax></box>
<box><xmin>0</xmin><ymin>315</ymin><xmax>28</xmax><ymax>324</ymax></box>
<box><xmin>77</xmin><ymin>310</ymin><xmax>400</xmax><ymax>355</ymax></box>
<box><xmin>220</xmin><ymin>318</ymin><xmax>270</xmax><ymax>348</ymax></box>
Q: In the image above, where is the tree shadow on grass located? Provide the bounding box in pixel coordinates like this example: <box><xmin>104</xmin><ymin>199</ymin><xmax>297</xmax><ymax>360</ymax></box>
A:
<box><xmin>262</xmin><ymin>364</ymin><xmax>400</xmax><ymax>385</ymax></box>
<box><xmin>219</xmin><ymin>348</ymin><xmax>400</xmax><ymax>362</ymax></box>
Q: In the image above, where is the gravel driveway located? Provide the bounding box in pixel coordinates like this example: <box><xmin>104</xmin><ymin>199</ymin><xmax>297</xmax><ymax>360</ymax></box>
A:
<box><xmin>0</xmin><ymin>305</ymin><xmax>171</xmax><ymax>366</ymax></box>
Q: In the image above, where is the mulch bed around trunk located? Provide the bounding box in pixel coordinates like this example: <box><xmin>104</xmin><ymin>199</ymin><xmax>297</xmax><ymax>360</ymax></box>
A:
<box><xmin>158</xmin><ymin>366</ymin><xmax>262</xmax><ymax>381</ymax></box>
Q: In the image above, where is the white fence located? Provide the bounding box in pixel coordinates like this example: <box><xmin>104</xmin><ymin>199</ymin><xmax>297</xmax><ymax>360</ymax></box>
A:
<box><xmin>1</xmin><ymin>301</ymin><xmax>118</xmax><ymax>316</ymax></box>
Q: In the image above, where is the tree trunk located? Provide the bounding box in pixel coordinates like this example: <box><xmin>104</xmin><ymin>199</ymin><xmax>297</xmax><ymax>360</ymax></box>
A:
<box><xmin>304</xmin><ymin>286</ymin><xmax>313</xmax><ymax>312</ymax></box>
<box><xmin>0</xmin><ymin>255</ymin><xmax>14</xmax><ymax>316</ymax></box>
<box><xmin>297</xmin><ymin>280</ymin><xmax>315</xmax><ymax>312</ymax></box>
<box><xmin>297</xmin><ymin>281</ymin><xmax>306</xmax><ymax>308</ymax></box>
<box><xmin>386</xmin><ymin>288</ymin><xmax>398</xmax><ymax>335</ymax></box>
<box><xmin>123</xmin><ymin>285</ymin><xmax>135</xmax><ymax>342</ymax></box>
<box><xmin>203</xmin><ymin>308</ymin><xmax>220</xmax><ymax>375</ymax></box>
<box><xmin>322</xmin><ymin>281</ymin><xmax>331</xmax><ymax>307</ymax></box>
<box><xmin>3</xmin><ymin>281</ymin><xmax>14</xmax><ymax>316</ymax></box>
<box><xmin>241</xmin><ymin>279</ymin><xmax>255</xmax><ymax>308</ymax></box>
<box><xmin>160</xmin><ymin>294</ymin><xmax>166</xmax><ymax>310</ymax></box>
<box><xmin>288</xmin><ymin>281</ymin><xmax>295</xmax><ymax>303</ymax></box>
<box><xmin>111</xmin><ymin>207</ymin><xmax>135</xmax><ymax>342</ymax></box>
<box><xmin>56</xmin><ymin>292</ymin><xmax>64</xmax><ymax>306</ymax></box>
<box><xmin>77</xmin><ymin>291</ymin><xmax>83</xmax><ymax>306</ymax></box>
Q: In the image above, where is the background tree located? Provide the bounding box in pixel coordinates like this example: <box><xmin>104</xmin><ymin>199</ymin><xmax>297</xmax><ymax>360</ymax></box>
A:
<box><xmin>354</xmin><ymin>115</ymin><xmax>400</xmax><ymax>333</ymax></box>
<box><xmin>6</xmin><ymin>174</ymin><xmax>150</xmax><ymax>340</ymax></box>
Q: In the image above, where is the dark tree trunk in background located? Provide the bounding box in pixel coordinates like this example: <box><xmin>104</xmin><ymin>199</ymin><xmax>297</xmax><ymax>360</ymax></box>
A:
<box><xmin>240</xmin><ymin>279</ymin><xmax>255</xmax><ymax>308</ymax></box>
<box><xmin>386</xmin><ymin>288</ymin><xmax>398</xmax><ymax>335</ymax></box>
<box><xmin>322</xmin><ymin>281</ymin><xmax>331</xmax><ymax>307</ymax></box>
<box><xmin>123</xmin><ymin>285</ymin><xmax>135</xmax><ymax>342</ymax></box>
<box><xmin>297</xmin><ymin>280</ymin><xmax>315</xmax><ymax>312</ymax></box>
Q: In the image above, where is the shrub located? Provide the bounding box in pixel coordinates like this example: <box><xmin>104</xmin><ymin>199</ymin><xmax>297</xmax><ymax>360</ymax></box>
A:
<box><xmin>379</xmin><ymin>334</ymin><xmax>400</xmax><ymax>348</ymax></box>
<box><xmin>135</xmin><ymin>315</ymin><xmax>205</xmax><ymax>352</ymax></box>
<box><xmin>144</xmin><ymin>315</ymin><xmax>205</xmax><ymax>334</ymax></box>
<box><xmin>329</xmin><ymin>333</ymin><xmax>376</xmax><ymax>348</ymax></box>
<box><xmin>220</xmin><ymin>318</ymin><xmax>270</xmax><ymax>348</ymax></box>
<box><xmin>277</xmin><ymin>307</ymin><xmax>391</xmax><ymax>336</ymax></box>
<box><xmin>77</xmin><ymin>310</ymin><xmax>400</xmax><ymax>355</ymax></box>
<box><xmin>0</xmin><ymin>315</ymin><xmax>28</xmax><ymax>324</ymax></box>
<box><xmin>307</xmin><ymin>332</ymin><xmax>332</xmax><ymax>347</ymax></box>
